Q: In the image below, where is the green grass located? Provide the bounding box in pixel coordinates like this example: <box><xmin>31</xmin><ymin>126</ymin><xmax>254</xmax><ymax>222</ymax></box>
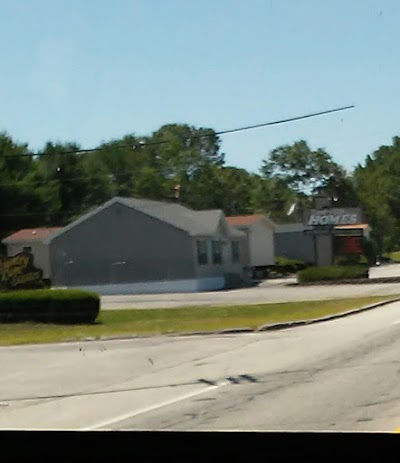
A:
<box><xmin>390</xmin><ymin>251</ymin><xmax>400</xmax><ymax>263</ymax></box>
<box><xmin>0</xmin><ymin>295</ymin><xmax>398</xmax><ymax>346</ymax></box>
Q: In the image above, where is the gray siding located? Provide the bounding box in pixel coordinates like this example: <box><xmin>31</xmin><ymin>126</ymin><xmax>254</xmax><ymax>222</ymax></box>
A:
<box><xmin>193</xmin><ymin>220</ymin><xmax>248</xmax><ymax>280</ymax></box>
<box><xmin>194</xmin><ymin>237</ymin><xmax>225</xmax><ymax>279</ymax></box>
<box><xmin>50</xmin><ymin>202</ymin><xmax>195</xmax><ymax>286</ymax></box>
<box><xmin>274</xmin><ymin>231</ymin><xmax>316</xmax><ymax>264</ymax></box>
<box><xmin>315</xmin><ymin>235</ymin><xmax>333</xmax><ymax>266</ymax></box>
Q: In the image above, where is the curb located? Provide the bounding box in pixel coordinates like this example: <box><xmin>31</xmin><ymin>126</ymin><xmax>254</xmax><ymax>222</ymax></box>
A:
<box><xmin>217</xmin><ymin>327</ymin><xmax>254</xmax><ymax>334</ymax></box>
<box><xmin>168</xmin><ymin>327</ymin><xmax>254</xmax><ymax>337</ymax></box>
<box><xmin>291</xmin><ymin>277</ymin><xmax>400</xmax><ymax>286</ymax></box>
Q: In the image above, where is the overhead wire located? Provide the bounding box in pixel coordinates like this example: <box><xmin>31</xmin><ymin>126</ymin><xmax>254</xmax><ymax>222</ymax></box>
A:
<box><xmin>0</xmin><ymin>105</ymin><xmax>355</xmax><ymax>217</ymax></box>
<box><xmin>0</xmin><ymin>105</ymin><xmax>354</xmax><ymax>159</ymax></box>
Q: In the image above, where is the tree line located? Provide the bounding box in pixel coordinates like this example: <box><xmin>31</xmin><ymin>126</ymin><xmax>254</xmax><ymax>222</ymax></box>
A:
<box><xmin>0</xmin><ymin>123</ymin><xmax>399</xmax><ymax>254</ymax></box>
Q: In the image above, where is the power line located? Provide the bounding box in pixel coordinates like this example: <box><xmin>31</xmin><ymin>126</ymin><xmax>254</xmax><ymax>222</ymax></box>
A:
<box><xmin>214</xmin><ymin>105</ymin><xmax>354</xmax><ymax>136</ymax></box>
<box><xmin>0</xmin><ymin>105</ymin><xmax>355</xmax><ymax>159</ymax></box>
<box><xmin>0</xmin><ymin>196</ymin><xmax>180</xmax><ymax>218</ymax></box>
<box><xmin>0</xmin><ymin>163</ymin><xmax>252</xmax><ymax>188</ymax></box>
<box><xmin>0</xmin><ymin>170</ymin><xmax>148</xmax><ymax>188</ymax></box>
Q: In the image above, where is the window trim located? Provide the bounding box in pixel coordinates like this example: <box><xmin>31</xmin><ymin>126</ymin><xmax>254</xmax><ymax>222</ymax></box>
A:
<box><xmin>212</xmin><ymin>240</ymin><xmax>222</xmax><ymax>265</ymax></box>
<box><xmin>196</xmin><ymin>239</ymin><xmax>208</xmax><ymax>266</ymax></box>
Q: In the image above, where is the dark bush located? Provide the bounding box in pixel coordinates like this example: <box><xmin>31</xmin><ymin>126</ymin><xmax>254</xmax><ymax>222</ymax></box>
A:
<box><xmin>362</xmin><ymin>238</ymin><xmax>377</xmax><ymax>265</ymax></box>
<box><xmin>0</xmin><ymin>289</ymin><xmax>100</xmax><ymax>324</ymax></box>
<box><xmin>297</xmin><ymin>265</ymin><xmax>369</xmax><ymax>283</ymax></box>
<box><xmin>274</xmin><ymin>256</ymin><xmax>308</xmax><ymax>275</ymax></box>
<box><xmin>334</xmin><ymin>254</ymin><xmax>364</xmax><ymax>266</ymax></box>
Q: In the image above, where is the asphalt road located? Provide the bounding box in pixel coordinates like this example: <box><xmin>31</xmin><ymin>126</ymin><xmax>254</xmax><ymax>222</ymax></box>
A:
<box><xmin>3</xmin><ymin>300</ymin><xmax>400</xmax><ymax>431</ymax></box>
<box><xmin>101</xmin><ymin>264</ymin><xmax>400</xmax><ymax>310</ymax></box>
<box><xmin>101</xmin><ymin>282</ymin><xmax>400</xmax><ymax>310</ymax></box>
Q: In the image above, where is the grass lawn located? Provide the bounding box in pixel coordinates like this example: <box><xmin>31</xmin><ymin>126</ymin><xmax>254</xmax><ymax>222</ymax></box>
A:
<box><xmin>0</xmin><ymin>295</ymin><xmax>399</xmax><ymax>346</ymax></box>
<box><xmin>390</xmin><ymin>251</ymin><xmax>400</xmax><ymax>263</ymax></box>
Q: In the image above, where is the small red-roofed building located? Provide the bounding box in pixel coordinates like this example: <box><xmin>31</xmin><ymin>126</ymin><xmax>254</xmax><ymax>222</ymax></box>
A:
<box><xmin>2</xmin><ymin>227</ymin><xmax>62</xmax><ymax>279</ymax></box>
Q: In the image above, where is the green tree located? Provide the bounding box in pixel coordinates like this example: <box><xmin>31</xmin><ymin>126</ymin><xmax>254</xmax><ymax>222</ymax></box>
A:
<box><xmin>250</xmin><ymin>175</ymin><xmax>299</xmax><ymax>223</ymax></box>
<box><xmin>354</xmin><ymin>137</ymin><xmax>400</xmax><ymax>253</ymax></box>
<box><xmin>149</xmin><ymin>124</ymin><xmax>224</xmax><ymax>183</ymax></box>
<box><xmin>178</xmin><ymin>165</ymin><xmax>256</xmax><ymax>215</ymax></box>
<box><xmin>130</xmin><ymin>165</ymin><xmax>170</xmax><ymax>200</ymax></box>
<box><xmin>95</xmin><ymin>135</ymin><xmax>146</xmax><ymax>197</ymax></box>
<box><xmin>30</xmin><ymin>142</ymin><xmax>115</xmax><ymax>225</ymax></box>
<box><xmin>0</xmin><ymin>133</ymin><xmax>39</xmax><ymax>243</ymax></box>
<box><xmin>78</xmin><ymin>154</ymin><xmax>116</xmax><ymax>208</ymax></box>
<box><xmin>261</xmin><ymin>140</ymin><xmax>345</xmax><ymax>195</ymax></box>
<box><xmin>31</xmin><ymin>142</ymin><xmax>87</xmax><ymax>224</ymax></box>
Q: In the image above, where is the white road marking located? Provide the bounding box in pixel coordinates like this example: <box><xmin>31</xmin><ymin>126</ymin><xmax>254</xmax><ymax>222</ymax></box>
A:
<box><xmin>82</xmin><ymin>381</ymin><xmax>228</xmax><ymax>430</ymax></box>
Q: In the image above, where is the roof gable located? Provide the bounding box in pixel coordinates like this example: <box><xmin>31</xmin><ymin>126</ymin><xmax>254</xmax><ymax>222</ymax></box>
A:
<box><xmin>118</xmin><ymin>198</ymin><xmax>223</xmax><ymax>236</ymax></box>
<box><xmin>44</xmin><ymin>197</ymin><xmax>233</xmax><ymax>243</ymax></box>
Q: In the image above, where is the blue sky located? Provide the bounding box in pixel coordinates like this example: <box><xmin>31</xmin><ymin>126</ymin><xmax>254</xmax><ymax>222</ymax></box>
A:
<box><xmin>1</xmin><ymin>0</ymin><xmax>399</xmax><ymax>174</ymax></box>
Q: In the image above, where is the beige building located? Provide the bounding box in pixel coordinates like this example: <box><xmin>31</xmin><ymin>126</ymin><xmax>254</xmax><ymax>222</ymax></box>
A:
<box><xmin>226</xmin><ymin>214</ymin><xmax>276</xmax><ymax>269</ymax></box>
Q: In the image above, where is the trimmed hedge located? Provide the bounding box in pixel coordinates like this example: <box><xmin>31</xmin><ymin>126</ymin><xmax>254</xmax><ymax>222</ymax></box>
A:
<box><xmin>297</xmin><ymin>265</ymin><xmax>369</xmax><ymax>283</ymax></box>
<box><xmin>0</xmin><ymin>289</ymin><xmax>100</xmax><ymax>324</ymax></box>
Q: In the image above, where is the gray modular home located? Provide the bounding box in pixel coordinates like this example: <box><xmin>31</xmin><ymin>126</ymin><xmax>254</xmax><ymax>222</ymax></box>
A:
<box><xmin>274</xmin><ymin>223</ymin><xmax>316</xmax><ymax>264</ymax></box>
<box><xmin>39</xmin><ymin>197</ymin><xmax>248</xmax><ymax>294</ymax></box>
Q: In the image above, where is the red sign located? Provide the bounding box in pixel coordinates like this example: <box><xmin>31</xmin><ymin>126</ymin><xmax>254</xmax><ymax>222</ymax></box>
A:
<box><xmin>335</xmin><ymin>236</ymin><xmax>363</xmax><ymax>255</ymax></box>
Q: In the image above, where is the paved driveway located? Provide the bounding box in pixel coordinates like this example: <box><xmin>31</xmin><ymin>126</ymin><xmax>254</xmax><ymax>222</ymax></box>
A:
<box><xmin>369</xmin><ymin>263</ymin><xmax>400</xmax><ymax>278</ymax></box>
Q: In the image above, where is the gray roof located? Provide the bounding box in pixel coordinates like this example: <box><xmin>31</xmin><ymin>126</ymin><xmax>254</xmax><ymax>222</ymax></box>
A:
<box><xmin>45</xmin><ymin>196</ymin><xmax>244</xmax><ymax>243</ymax></box>
<box><xmin>118</xmin><ymin>197</ymin><xmax>224</xmax><ymax>236</ymax></box>
<box><xmin>275</xmin><ymin>223</ymin><xmax>308</xmax><ymax>233</ymax></box>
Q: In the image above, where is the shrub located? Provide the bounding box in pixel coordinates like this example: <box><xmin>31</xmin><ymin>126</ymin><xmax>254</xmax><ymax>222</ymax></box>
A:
<box><xmin>334</xmin><ymin>254</ymin><xmax>367</xmax><ymax>266</ymax></box>
<box><xmin>274</xmin><ymin>256</ymin><xmax>308</xmax><ymax>275</ymax></box>
<box><xmin>297</xmin><ymin>265</ymin><xmax>369</xmax><ymax>283</ymax></box>
<box><xmin>0</xmin><ymin>289</ymin><xmax>100</xmax><ymax>324</ymax></box>
<box><xmin>362</xmin><ymin>238</ymin><xmax>377</xmax><ymax>265</ymax></box>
